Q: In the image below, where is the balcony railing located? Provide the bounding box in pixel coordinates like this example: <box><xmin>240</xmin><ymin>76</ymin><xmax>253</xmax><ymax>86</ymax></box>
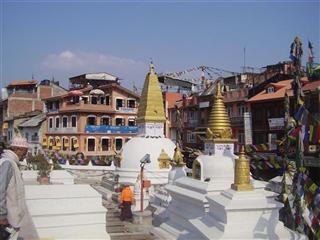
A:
<box><xmin>30</xmin><ymin>136</ymin><xmax>39</xmax><ymax>142</ymax></box>
<box><xmin>47</xmin><ymin>127</ymin><xmax>78</xmax><ymax>133</ymax></box>
<box><xmin>85</xmin><ymin>125</ymin><xmax>138</xmax><ymax>134</ymax></box>
<box><xmin>230</xmin><ymin>116</ymin><xmax>244</xmax><ymax>125</ymax></box>
<box><xmin>117</xmin><ymin>107</ymin><xmax>137</xmax><ymax>113</ymax></box>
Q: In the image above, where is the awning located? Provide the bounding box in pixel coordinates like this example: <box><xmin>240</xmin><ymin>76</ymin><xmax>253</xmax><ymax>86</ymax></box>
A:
<box><xmin>55</xmin><ymin>137</ymin><xmax>61</xmax><ymax>147</ymax></box>
<box><xmin>89</xmin><ymin>89</ymin><xmax>105</xmax><ymax>95</ymax></box>
<box><xmin>42</xmin><ymin>137</ymin><xmax>47</xmax><ymax>146</ymax></box>
<box><xmin>63</xmin><ymin>138</ymin><xmax>69</xmax><ymax>147</ymax></box>
<box><xmin>72</xmin><ymin>138</ymin><xmax>79</xmax><ymax>148</ymax></box>
<box><xmin>68</xmin><ymin>90</ymin><xmax>84</xmax><ymax>96</ymax></box>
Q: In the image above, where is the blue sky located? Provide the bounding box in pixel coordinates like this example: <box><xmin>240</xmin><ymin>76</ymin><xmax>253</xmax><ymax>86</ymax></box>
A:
<box><xmin>1</xmin><ymin>1</ymin><xmax>319</xmax><ymax>91</ymax></box>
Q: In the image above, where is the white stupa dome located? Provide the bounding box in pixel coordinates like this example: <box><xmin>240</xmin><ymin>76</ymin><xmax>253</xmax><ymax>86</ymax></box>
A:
<box><xmin>120</xmin><ymin>136</ymin><xmax>175</xmax><ymax>170</ymax></box>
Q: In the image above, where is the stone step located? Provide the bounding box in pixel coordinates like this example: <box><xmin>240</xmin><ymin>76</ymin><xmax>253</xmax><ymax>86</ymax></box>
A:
<box><xmin>106</xmin><ymin>226</ymin><xmax>128</xmax><ymax>233</ymax></box>
<box><xmin>110</xmin><ymin>232</ymin><xmax>156</xmax><ymax>240</ymax></box>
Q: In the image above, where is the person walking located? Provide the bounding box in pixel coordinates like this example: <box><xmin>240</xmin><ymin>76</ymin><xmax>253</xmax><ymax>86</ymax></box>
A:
<box><xmin>120</xmin><ymin>183</ymin><xmax>134</xmax><ymax>222</ymax></box>
<box><xmin>0</xmin><ymin>137</ymin><xmax>39</xmax><ymax>240</ymax></box>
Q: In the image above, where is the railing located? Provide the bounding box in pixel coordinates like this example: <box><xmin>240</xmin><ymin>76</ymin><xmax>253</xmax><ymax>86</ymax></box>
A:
<box><xmin>85</xmin><ymin>125</ymin><xmax>138</xmax><ymax>134</ymax></box>
<box><xmin>117</xmin><ymin>107</ymin><xmax>137</xmax><ymax>113</ymax></box>
<box><xmin>30</xmin><ymin>136</ymin><xmax>39</xmax><ymax>142</ymax></box>
<box><xmin>187</xmin><ymin>119</ymin><xmax>198</xmax><ymax>127</ymax></box>
<box><xmin>47</xmin><ymin>127</ymin><xmax>78</xmax><ymax>133</ymax></box>
<box><xmin>230</xmin><ymin>116</ymin><xmax>244</xmax><ymax>125</ymax></box>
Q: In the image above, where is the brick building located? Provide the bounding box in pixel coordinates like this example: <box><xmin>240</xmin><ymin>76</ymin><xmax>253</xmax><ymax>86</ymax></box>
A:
<box><xmin>43</xmin><ymin>82</ymin><xmax>139</xmax><ymax>159</ymax></box>
<box><xmin>1</xmin><ymin>80</ymin><xmax>67</xmax><ymax>142</ymax></box>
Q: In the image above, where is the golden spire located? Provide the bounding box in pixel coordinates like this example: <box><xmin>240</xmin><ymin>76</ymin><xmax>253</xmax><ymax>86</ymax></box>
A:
<box><xmin>171</xmin><ymin>143</ymin><xmax>185</xmax><ymax>167</ymax></box>
<box><xmin>158</xmin><ymin>149</ymin><xmax>171</xmax><ymax>169</ymax></box>
<box><xmin>137</xmin><ymin>62</ymin><xmax>166</xmax><ymax>123</ymax></box>
<box><xmin>206</xmin><ymin>81</ymin><xmax>232</xmax><ymax>140</ymax></box>
<box><xmin>231</xmin><ymin>146</ymin><xmax>253</xmax><ymax>191</ymax></box>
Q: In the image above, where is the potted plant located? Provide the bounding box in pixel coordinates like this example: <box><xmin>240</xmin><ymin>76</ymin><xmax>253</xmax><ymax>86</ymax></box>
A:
<box><xmin>34</xmin><ymin>154</ymin><xmax>52</xmax><ymax>184</ymax></box>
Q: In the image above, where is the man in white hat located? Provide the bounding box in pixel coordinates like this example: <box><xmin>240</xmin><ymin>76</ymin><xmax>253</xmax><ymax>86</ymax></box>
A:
<box><xmin>0</xmin><ymin>137</ymin><xmax>39</xmax><ymax>240</ymax></box>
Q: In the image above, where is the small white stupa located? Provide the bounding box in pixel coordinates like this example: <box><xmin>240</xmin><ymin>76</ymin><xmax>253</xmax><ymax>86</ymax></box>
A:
<box><xmin>116</xmin><ymin>63</ymin><xmax>176</xmax><ymax>189</ymax></box>
<box><xmin>156</xmin><ymin>82</ymin><xmax>269</xmax><ymax>237</ymax></box>
<box><xmin>187</xmin><ymin>146</ymin><xmax>306</xmax><ymax>239</ymax></box>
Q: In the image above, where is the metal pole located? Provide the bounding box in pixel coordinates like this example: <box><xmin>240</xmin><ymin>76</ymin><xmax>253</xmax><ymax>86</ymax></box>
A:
<box><xmin>140</xmin><ymin>164</ymin><xmax>144</xmax><ymax>212</ymax></box>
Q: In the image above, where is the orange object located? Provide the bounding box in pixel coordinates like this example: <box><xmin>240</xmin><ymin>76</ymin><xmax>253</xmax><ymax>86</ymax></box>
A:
<box><xmin>121</xmin><ymin>186</ymin><xmax>134</xmax><ymax>202</ymax></box>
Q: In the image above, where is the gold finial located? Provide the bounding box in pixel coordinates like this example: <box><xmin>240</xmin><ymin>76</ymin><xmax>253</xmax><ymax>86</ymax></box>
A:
<box><xmin>137</xmin><ymin>62</ymin><xmax>166</xmax><ymax>123</ymax></box>
<box><xmin>150</xmin><ymin>61</ymin><xmax>155</xmax><ymax>73</ymax></box>
<box><xmin>171</xmin><ymin>143</ymin><xmax>185</xmax><ymax>167</ymax></box>
<box><xmin>231</xmin><ymin>146</ymin><xmax>253</xmax><ymax>191</ymax></box>
<box><xmin>158</xmin><ymin>149</ymin><xmax>171</xmax><ymax>169</ymax></box>
<box><xmin>206</xmin><ymin>81</ymin><xmax>232</xmax><ymax>140</ymax></box>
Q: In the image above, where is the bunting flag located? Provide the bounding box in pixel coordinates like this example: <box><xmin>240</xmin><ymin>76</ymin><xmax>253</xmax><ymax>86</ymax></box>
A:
<box><xmin>294</xmin><ymin>105</ymin><xmax>308</xmax><ymax>124</ymax></box>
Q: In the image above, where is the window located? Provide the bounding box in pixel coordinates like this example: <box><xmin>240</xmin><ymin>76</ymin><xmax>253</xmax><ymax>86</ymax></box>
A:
<box><xmin>238</xmin><ymin>132</ymin><xmax>245</xmax><ymax>144</ymax></box>
<box><xmin>128</xmin><ymin>118</ymin><xmax>136</xmax><ymax>126</ymax></box>
<box><xmin>237</xmin><ymin>104</ymin><xmax>245</xmax><ymax>117</ymax></box>
<box><xmin>116</xmin><ymin>98</ymin><xmax>124</xmax><ymax>110</ymax></box>
<box><xmin>55</xmin><ymin>117</ymin><xmax>60</xmax><ymax>128</ymax></box>
<box><xmin>49</xmin><ymin>118</ymin><xmax>53</xmax><ymax>129</ymax></box>
<box><xmin>101</xmin><ymin>138</ymin><xmax>110</xmax><ymax>151</ymax></box>
<box><xmin>62</xmin><ymin>116</ymin><xmax>68</xmax><ymax>128</ymax></box>
<box><xmin>105</xmin><ymin>96</ymin><xmax>110</xmax><ymax>105</ymax></box>
<box><xmin>91</xmin><ymin>96</ymin><xmax>98</xmax><ymax>104</ymax></box>
<box><xmin>62</xmin><ymin>138</ymin><xmax>69</xmax><ymax>151</ymax></box>
<box><xmin>115</xmin><ymin>138</ymin><xmax>123</xmax><ymax>151</ymax></box>
<box><xmin>71</xmin><ymin>116</ymin><xmax>77</xmax><ymax>127</ymax></box>
<box><xmin>87</xmin><ymin>116</ymin><xmax>96</xmax><ymax>125</ymax></box>
<box><xmin>88</xmin><ymin>138</ymin><xmax>95</xmax><ymax>152</ymax></box>
<box><xmin>267</xmin><ymin>86</ymin><xmax>274</xmax><ymax>93</ymax></box>
<box><xmin>187</xmin><ymin>132</ymin><xmax>196</xmax><ymax>143</ymax></box>
<box><xmin>100</xmin><ymin>97</ymin><xmax>105</xmax><ymax>104</ymax></box>
<box><xmin>83</xmin><ymin>97</ymin><xmax>88</xmax><ymax>104</ymax></box>
<box><xmin>72</xmin><ymin>96</ymin><xmax>79</xmax><ymax>104</ymax></box>
<box><xmin>101</xmin><ymin>117</ymin><xmax>111</xmax><ymax>126</ymax></box>
<box><xmin>25</xmin><ymin>132</ymin><xmax>29</xmax><ymax>141</ymax></box>
<box><xmin>227</xmin><ymin>106</ymin><xmax>233</xmax><ymax>117</ymax></box>
<box><xmin>115</xmin><ymin>117</ymin><xmax>125</xmax><ymax>126</ymax></box>
<box><xmin>127</xmin><ymin>99</ymin><xmax>136</xmax><ymax>108</ymax></box>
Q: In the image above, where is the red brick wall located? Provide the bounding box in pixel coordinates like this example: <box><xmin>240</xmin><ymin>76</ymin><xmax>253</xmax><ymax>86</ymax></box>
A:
<box><xmin>8</xmin><ymin>99</ymin><xmax>33</xmax><ymax>118</ymax></box>
<box><xmin>39</xmin><ymin>86</ymin><xmax>52</xmax><ymax>99</ymax></box>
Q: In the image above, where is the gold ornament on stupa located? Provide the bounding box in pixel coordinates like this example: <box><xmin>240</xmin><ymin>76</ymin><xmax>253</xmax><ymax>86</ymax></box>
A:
<box><xmin>171</xmin><ymin>143</ymin><xmax>185</xmax><ymax>167</ymax></box>
<box><xmin>206</xmin><ymin>81</ymin><xmax>233</xmax><ymax>141</ymax></box>
<box><xmin>158</xmin><ymin>149</ymin><xmax>171</xmax><ymax>169</ymax></box>
<box><xmin>231</xmin><ymin>145</ymin><xmax>253</xmax><ymax>191</ymax></box>
<box><xmin>137</xmin><ymin>63</ymin><xmax>166</xmax><ymax>123</ymax></box>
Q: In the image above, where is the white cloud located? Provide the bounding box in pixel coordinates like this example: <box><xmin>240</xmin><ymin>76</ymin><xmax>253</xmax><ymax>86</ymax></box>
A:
<box><xmin>41</xmin><ymin>50</ymin><xmax>146</xmax><ymax>72</ymax></box>
<box><xmin>40</xmin><ymin>50</ymin><xmax>149</xmax><ymax>89</ymax></box>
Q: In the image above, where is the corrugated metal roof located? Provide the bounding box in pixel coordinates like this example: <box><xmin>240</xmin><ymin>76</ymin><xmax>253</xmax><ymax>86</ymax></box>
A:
<box><xmin>19</xmin><ymin>113</ymin><xmax>46</xmax><ymax>128</ymax></box>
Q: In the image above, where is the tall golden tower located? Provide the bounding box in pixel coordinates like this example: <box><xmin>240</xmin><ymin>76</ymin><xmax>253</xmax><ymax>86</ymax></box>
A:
<box><xmin>205</xmin><ymin>81</ymin><xmax>234</xmax><ymax>142</ymax></box>
<box><xmin>231</xmin><ymin>145</ymin><xmax>253</xmax><ymax>191</ymax></box>
<box><xmin>137</xmin><ymin>63</ymin><xmax>166</xmax><ymax>124</ymax></box>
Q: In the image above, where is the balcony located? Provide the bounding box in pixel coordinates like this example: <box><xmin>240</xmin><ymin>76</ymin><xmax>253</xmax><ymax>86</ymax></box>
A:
<box><xmin>85</xmin><ymin>125</ymin><xmax>138</xmax><ymax>134</ymax></box>
<box><xmin>230</xmin><ymin>116</ymin><xmax>244</xmax><ymax>126</ymax></box>
<box><xmin>30</xmin><ymin>136</ymin><xmax>39</xmax><ymax>142</ymax></box>
<box><xmin>117</xmin><ymin>107</ymin><xmax>137</xmax><ymax>114</ymax></box>
<box><xmin>60</xmin><ymin>102</ymin><xmax>115</xmax><ymax>113</ymax></box>
<box><xmin>47</xmin><ymin>127</ymin><xmax>78</xmax><ymax>134</ymax></box>
<box><xmin>187</xmin><ymin>119</ymin><xmax>198</xmax><ymax>128</ymax></box>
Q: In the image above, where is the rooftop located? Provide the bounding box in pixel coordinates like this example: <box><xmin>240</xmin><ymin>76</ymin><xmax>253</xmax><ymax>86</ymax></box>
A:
<box><xmin>7</xmin><ymin>80</ymin><xmax>38</xmax><ymax>88</ymax></box>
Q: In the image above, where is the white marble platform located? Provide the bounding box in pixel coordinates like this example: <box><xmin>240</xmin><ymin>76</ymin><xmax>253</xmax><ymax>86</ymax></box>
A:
<box><xmin>22</xmin><ymin>170</ymin><xmax>74</xmax><ymax>185</ymax></box>
<box><xmin>25</xmin><ymin>184</ymin><xmax>109</xmax><ymax>240</ymax></box>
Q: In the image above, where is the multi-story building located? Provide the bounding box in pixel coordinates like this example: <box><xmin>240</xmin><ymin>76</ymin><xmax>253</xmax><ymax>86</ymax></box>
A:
<box><xmin>1</xmin><ymin>79</ymin><xmax>67</xmax><ymax>142</ymax></box>
<box><xmin>43</xmin><ymin>83</ymin><xmax>139</xmax><ymax>159</ymax></box>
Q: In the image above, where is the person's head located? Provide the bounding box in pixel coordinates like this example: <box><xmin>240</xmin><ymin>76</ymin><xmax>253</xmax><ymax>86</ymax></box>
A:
<box><xmin>10</xmin><ymin>137</ymin><xmax>29</xmax><ymax>161</ymax></box>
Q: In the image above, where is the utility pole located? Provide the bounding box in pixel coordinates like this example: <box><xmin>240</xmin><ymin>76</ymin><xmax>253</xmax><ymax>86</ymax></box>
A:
<box><xmin>139</xmin><ymin>154</ymin><xmax>150</xmax><ymax>212</ymax></box>
<box><xmin>140</xmin><ymin>163</ymin><xmax>144</xmax><ymax>212</ymax></box>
